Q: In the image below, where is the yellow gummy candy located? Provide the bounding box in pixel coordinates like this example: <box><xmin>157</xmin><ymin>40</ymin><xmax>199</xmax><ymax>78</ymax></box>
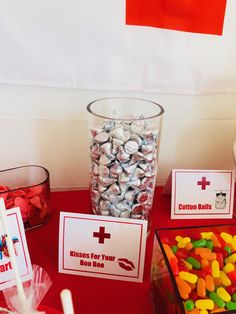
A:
<box><xmin>225</xmin><ymin>253</ymin><xmax>236</xmax><ymax>264</ymax></box>
<box><xmin>219</xmin><ymin>271</ymin><xmax>231</xmax><ymax>287</ymax></box>
<box><xmin>181</xmin><ymin>259</ymin><xmax>193</xmax><ymax>270</ymax></box>
<box><xmin>223</xmin><ymin>263</ymin><xmax>234</xmax><ymax>273</ymax></box>
<box><xmin>200</xmin><ymin>232</ymin><xmax>213</xmax><ymax>239</ymax></box>
<box><xmin>212</xmin><ymin>260</ymin><xmax>220</xmax><ymax>278</ymax></box>
<box><xmin>195</xmin><ymin>299</ymin><xmax>214</xmax><ymax>310</ymax></box>
<box><xmin>175</xmin><ymin>235</ymin><xmax>183</xmax><ymax>242</ymax></box>
<box><xmin>230</xmin><ymin>239</ymin><xmax>236</xmax><ymax>251</ymax></box>
<box><xmin>220</xmin><ymin>232</ymin><xmax>233</xmax><ymax>244</ymax></box>
<box><xmin>216</xmin><ymin>287</ymin><xmax>231</xmax><ymax>302</ymax></box>
<box><xmin>177</xmin><ymin>237</ymin><xmax>191</xmax><ymax>248</ymax></box>
<box><xmin>179</xmin><ymin>271</ymin><xmax>198</xmax><ymax>284</ymax></box>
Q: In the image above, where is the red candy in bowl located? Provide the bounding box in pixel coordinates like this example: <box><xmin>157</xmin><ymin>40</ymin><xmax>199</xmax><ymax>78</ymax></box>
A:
<box><xmin>0</xmin><ymin>165</ymin><xmax>51</xmax><ymax>229</ymax></box>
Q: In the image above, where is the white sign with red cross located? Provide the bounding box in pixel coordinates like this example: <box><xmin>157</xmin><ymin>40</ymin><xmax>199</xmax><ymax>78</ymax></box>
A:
<box><xmin>58</xmin><ymin>212</ymin><xmax>147</xmax><ymax>282</ymax></box>
<box><xmin>0</xmin><ymin>207</ymin><xmax>32</xmax><ymax>290</ymax></box>
<box><xmin>171</xmin><ymin>169</ymin><xmax>235</xmax><ymax>219</ymax></box>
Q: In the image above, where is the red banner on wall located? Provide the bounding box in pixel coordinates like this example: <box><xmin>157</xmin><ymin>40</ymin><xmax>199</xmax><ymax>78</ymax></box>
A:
<box><xmin>126</xmin><ymin>0</ymin><xmax>227</xmax><ymax>35</ymax></box>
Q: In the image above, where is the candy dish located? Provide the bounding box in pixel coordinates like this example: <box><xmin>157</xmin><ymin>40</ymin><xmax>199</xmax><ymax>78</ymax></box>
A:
<box><xmin>151</xmin><ymin>224</ymin><xmax>236</xmax><ymax>314</ymax></box>
<box><xmin>0</xmin><ymin>165</ymin><xmax>51</xmax><ymax>229</ymax></box>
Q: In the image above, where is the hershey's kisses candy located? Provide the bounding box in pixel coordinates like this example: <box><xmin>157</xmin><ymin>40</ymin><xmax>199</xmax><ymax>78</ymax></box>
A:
<box><xmin>143</xmin><ymin>129</ymin><xmax>159</xmax><ymax>141</ymax></box>
<box><xmin>110</xmin><ymin>205</ymin><xmax>121</xmax><ymax>217</ymax></box>
<box><xmin>117</xmin><ymin>146</ymin><xmax>130</xmax><ymax>162</ymax></box>
<box><xmin>91</xmin><ymin>144</ymin><xmax>101</xmax><ymax>160</ymax></box>
<box><xmin>110</xmin><ymin>162</ymin><xmax>123</xmax><ymax>176</ymax></box>
<box><xmin>112</xmin><ymin>138</ymin><xmax>124</xmax><ymax>155</ymax></box>
<box><xmin>121</xmin><ymin>162</ymin><xmax>137</xmax><ymax>175</ymax></box>
<box><xmin>124</xmin><ymin>140</ymin><xmax>139</xmax><ymax>154</ymax></box>
<box><xmin>90</xmin><ymin>189</ymin><xmax>100</xmax><ymax>203</ymax></box>
<box><xmin>123</xmin><ymin>130</ymin><xmax>131</xmax><ymax>142</ymax></box>
<box><xmin>111</xmin><ymin>127</ymin><xmax>126</xmax><ymax>141</ymax></box>
<box><xmin>99</xmin><ymin>199</ymin><xmax>110</xmax><ymax>211</ymax></box>
<box><xmin>91</xmin><ymin>162</ymin><xmax>99</xmax><ymax>176</ymax></box>
<box><xmin>131</xmin><ymin>204</ymin><xmax>144</xmax><ymax>214</ymax></box>
<box><xmin>106</xmin><ymin>183</ymin><xmax>120</xmax><ymax>195</ymax></box>
<box><xmin>98</xmin><ymin>176</ymin><xmax>114</xmax><ymax>186</ymax></box>
<box><xmin>136</xmin><ymin>191</ymin><xmax>149</xmax><ymax>204</ymax></box>
<box><xmin>101</xmin><ymin>142</ymin><xmax>112</xmax><ymax>155</ymax></box>
<box><xmin>120</xmin><ymin>211</ymin><xmax>131</xmax><ymax>218</ymax></box>
<box><xmin>98</xmin><ymin>165</ymin><xmax>109</xmax><ymax>177</ymax></box>
<box><xmin>109</xmin><ymin>194</ymin><xmax>122</xmax><ymax>204</ymax></box>
<box><xmin>145</xmin><ymin>153</ymin><xmax>155</xmax><ymax>162</ymax></box>
<box><xmin>130</xmin><ymin>134</ymin><xmax>142</xmax><ymax>146</ymax></box>
<box><xmin>125</xmin><ymin>190</ymin><xmax>136</xmax><ymax>204</ymax></box>
<box><xmin>98</xmin><ymin>185</ymin><xmax>108</xmax><ymax>193</ymax></box>
<box><xmin>138</xmin><ymin>163</ymin><xmax>149</xmax><ymax>172</ymax></box>
<box><xmin>95</xmin><ymin>132</ymin><xmax>110</xmax><ymax>143</ymax></box>
<box><xmin>131</xmin><ymin>213</ymin><xmax>142</xmax><ymax>219</ymax></box>
<box><xmin>116</xmin><ymin>201</ymin><xmax>131</xmax><ymax>212</ymax></box>
<box><xmin>103</xmin><ymin>120</ymin><xmax>115</xmax><ymax>132</ymax></box>
<box><xmin>129</xmin><ymin>178</ymin><xmax>141</xmax><ymax>189</ymax></box>
<box><xmin>119</xmin><ymin>172</ymin><xmax>130</xmax><ymax>183</ymax></box>
<box><xmin>90</xmin><ymin>128</ymin><xmax>103</xmax><ymax>138</ymax></box>
<box><xmin>133</xmin><ymin>167</ymin><xmax>145</xmax><ymax>178</ymax></box>
<box><xmin>100</xmin><ymin>210</ymin><xmax>110</xmax><ymax>216</ymax></box>
<box><xmin>141</xmin><ymin>143</ymin><xmax>154</xmax><ymax>154</ymax></box>
<box><xmin>89</xmin><ymin>112</ymin><xmax>159</xmax><ymax>223</ymax></box>
<box><xmin>99</xmin><ymin>154</ymin><xmax>113</xmax><ymax>166</ymax></box>
<box><xmin>140</xmin><ymin>177</ymin><xmax>151</xmax><ymax>190</ymax></box>
<box><xmin>131</xmin><ymin>151</ymin><xmax>144</xmax><ymax>163</ymax></box>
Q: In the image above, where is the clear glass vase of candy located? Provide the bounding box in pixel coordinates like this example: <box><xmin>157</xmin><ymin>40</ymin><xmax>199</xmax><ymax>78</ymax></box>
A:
<box><xmin>87</xmin><ymin>97</ymin><xmax>164</xmax><ymax>231</ymax></box>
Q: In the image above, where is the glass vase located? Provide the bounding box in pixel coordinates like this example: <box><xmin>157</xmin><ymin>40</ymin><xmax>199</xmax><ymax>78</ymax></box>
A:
<box><xmin>87</xmin><ymin>97</ymin><xmax>164</xmax><ymax>231</ymax></box>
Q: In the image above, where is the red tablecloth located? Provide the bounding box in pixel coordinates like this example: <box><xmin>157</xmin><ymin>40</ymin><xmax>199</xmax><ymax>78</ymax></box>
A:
<box><xmin>1</xmin><ymin>188</ymin><xmax>236</xmax><ymax>313</ymax></box>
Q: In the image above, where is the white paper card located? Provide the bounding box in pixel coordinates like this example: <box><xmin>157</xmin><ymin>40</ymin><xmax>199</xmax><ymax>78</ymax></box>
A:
<box><xmin>59</xmin><ymin>212</ymin><xmax>147</xmax><ymax>282</ymax></box>
<box><xmin>171</xmin><ymin>169</ymin><xmax>235</xmax><ymax>219</ymax></box>
<box><xmin>0</xmin><ymin>207</ymin><xmax>32</xmax><ymax>290</ymax></box>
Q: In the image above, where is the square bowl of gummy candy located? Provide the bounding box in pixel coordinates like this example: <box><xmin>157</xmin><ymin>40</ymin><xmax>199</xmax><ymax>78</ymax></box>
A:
<box><xmin>150</xmin><ymin>224</ymin><xmax>236</xmax><ymax>314</ymax></box>
<box><xmin>0</xmin><ymin>165</ymin><xmax>51</xmax><ymax>230</ymax></box>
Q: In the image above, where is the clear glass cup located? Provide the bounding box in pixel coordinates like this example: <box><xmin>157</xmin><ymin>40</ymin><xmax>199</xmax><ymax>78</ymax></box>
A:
<box><xmin>87</xmin><ymin>97</ymin><xmax>164</xmax><ymax>230</ymax></box>
<box><xmin>0</xmin><ymin>165</ymin><xmax>51</xmax><ymax>229</ymax></box>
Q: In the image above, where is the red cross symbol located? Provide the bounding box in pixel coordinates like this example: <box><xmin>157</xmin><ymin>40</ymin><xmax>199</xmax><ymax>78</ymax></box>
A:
<box><xmin>93</xmin><ymin>226</ymin><xmax>111</xmax><ymax>244</ymax></box>
<box><xmin>197</xmin><ymin>177</ymin><xmax>210</xmax><ymax>190</ymax></box>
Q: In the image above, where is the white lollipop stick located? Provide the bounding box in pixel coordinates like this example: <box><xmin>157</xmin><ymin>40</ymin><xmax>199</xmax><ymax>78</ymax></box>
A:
<box><xmin>60</xmin><ymin>289</ymin><xmax>75</xmax><ymax>314</ymax></box>
<box><xmin>0</xmin><ymin>198</ymin><xmax>29</xmax><ymax>313</ymax></box>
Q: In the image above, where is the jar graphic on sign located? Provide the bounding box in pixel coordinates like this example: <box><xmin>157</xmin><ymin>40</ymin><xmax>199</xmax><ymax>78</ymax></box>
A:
<box><xmin>215</xmin><ymin>192</ymin><xmax>227</xmax><ymax>210</ymax></box>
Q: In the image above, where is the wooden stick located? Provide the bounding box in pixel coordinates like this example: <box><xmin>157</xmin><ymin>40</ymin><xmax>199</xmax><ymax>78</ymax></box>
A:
<box><xmin>60</xmin><ymin>289</ymin><xmax>75</xmax><ymax>314</ymax></box>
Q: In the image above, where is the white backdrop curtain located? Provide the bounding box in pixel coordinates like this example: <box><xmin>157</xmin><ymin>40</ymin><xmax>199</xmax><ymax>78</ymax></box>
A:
<box><xmin>0</xmin><ymin>0</ymin><xmax>235</xmax><ymax>94</ymax></box>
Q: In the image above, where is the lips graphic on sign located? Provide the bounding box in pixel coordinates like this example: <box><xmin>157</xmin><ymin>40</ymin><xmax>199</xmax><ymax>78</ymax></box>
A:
<box><xmin>118</xmin><ymin>258</ymin><xmax>135</xmax><ymax>271</ymax></box>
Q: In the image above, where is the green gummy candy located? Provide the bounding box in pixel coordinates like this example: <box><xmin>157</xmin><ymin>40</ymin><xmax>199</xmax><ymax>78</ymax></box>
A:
<box><xmin>226</xmin><ymin>301</ymin><xmax>236</xmax><ymax>310</ymax></box>
<box><xmin>171</xmin><ymin>245</ymin><xmax>178</xmax><ymax>254</ymax></box>
<box><xmin>232</xmin><ymin>293</ymin><xmax>236</xmax><ymax>302</ymax></box>
<box><xmin>184</xmin><ymin>300</ymin><xmax>194</xmax><ymax>311</ymax></box>
<box><xmin>193</xmin><ymin>239</ymin><xmax>207</xmax><ymax>248</ymax></box>
<box><xmin>224</xmin><ymin>245</ymin><xmax>232</xmax><ymax>256</ymax></box>
<box><xmin>209</xmin><ymin>291</ymin><xmax>225</xmax><ymax>308</ymax></box>
<box><xmin>186</xmin><ymin>257</ymin><xmax>201</xmax><ymax>270</ymax></box>
<box><xmin>206</xmin><ymin>239</ymin><xmax>213</xmax><ymax>251</ymax></box>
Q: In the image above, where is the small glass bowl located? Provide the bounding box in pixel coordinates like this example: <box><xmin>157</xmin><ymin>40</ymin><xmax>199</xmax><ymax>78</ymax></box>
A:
<box><xmin>151</xmin><ymin>224</ymin><xmax>236</xmax><ymax>314</ymax></box>
<box><xmin>0</xmin><ymin>165</ymin><xmax>51</xmax><ymax>229</ymax></box>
